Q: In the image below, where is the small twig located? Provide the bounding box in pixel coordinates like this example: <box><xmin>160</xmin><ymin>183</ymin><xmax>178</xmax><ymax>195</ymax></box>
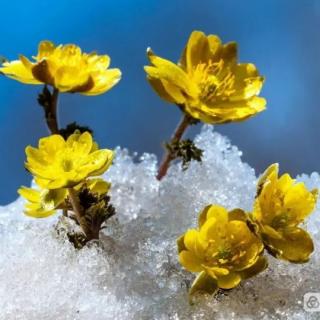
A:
<box><xmin>38</xmin><ymin>86</ymin><xmax>60</xmax><ymax>134</ymax></box>
<box><xmin>67</xmin><ymin>187</ymin><xmax>98</xmax><ymax>240</ymax></box>
<box><xmin>157</xmin><ymin>113</ymin><xmax>192</xmax><ymax>180</ymax></box>
<box><xmin>46</xmin><ymin>88</ymin><xmax>59</xmax><ymax>134</ymax></box>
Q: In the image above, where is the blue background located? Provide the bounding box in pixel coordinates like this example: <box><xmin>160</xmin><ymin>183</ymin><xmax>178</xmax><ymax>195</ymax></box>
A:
<box><xmin>0</xmin><ymin>0</ymin><xmax>319</xmax><ymax>204</ymax></box>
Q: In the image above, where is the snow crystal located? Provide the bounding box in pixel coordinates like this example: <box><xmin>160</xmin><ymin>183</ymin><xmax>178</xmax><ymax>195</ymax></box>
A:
<box><xmin>0</xmin><ymin>125</ymin><xmax>319</xmax><ymax>319</ymax></box>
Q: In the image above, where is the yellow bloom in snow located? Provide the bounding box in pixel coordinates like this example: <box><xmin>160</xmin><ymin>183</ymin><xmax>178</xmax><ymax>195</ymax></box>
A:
<box><xmin>25</xmin><ymin>131</ymin><xmax>114</xmax><ymax>189</ymax></box>
<box><xmin>144</xmin><ymin>30</ymin><xmax>266</xmax><ymax>124</ymax></box>
<box><xmin>18</xmin><ymin>186</ymin><xmax>67</xmax><ymax>218</ymax></box>
<box><xmin>178</xmin><ymin>205</ymin><xmax>267</xmax><ymax>295</ymax></box>
<box><xmin>252</xmin><ymin>163</ymin><xmax>318</xmax><ymax>263</ymax></box>
<box><xmin>0</xmin><ymin>41</ymin><xmax>121</xmax><ymax>95</ymax></box>
<box><xmin>18</xmin><ymin>178</ymin><xmax>110</xmax><ymax>218</ymax></box>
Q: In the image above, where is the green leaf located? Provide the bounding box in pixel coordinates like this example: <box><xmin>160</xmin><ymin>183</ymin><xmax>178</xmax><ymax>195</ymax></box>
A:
<box><xmin>166</xmin><ymin>139</ymin><xmax>203</xmax><ymax>170</ymax></box>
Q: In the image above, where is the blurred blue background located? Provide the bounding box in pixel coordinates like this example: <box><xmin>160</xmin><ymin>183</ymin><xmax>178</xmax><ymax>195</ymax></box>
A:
<box><xmin>0</xmin><ymin>0</ymin><xmax>320</xmax><ymax>204</ymax></box>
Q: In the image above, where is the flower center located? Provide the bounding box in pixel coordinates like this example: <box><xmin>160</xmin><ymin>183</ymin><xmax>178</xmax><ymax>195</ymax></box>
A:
<box><xmin>271</xmin><ymin>213</ymin><xmax>289</xmax><ymax>229</ymax></box>
<box><xmin>205</xmin><ymin>239</ymin><xmax>233</xmax><ymax>266</ymax></box>
<box><xmin>61</xmin><ymin>159</ymin><xmax>74</xmax><ymax>172</ymax></box>
<box><xmin>192</xmin><ymin>60</ymin><xmax>235</xmax><ymax>102</ymax></box>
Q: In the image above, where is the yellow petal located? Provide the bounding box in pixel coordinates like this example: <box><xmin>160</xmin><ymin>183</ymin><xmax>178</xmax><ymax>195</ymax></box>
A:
<box><xmin>207</xmin><ymin>34</ymin><xmax>222</xmax><ymax>58</ymax></box>
<box><xmin>25</xmin><ymin>147</ymin><xmax>49</xmax><ymax>173</ymax></box>
<box><xmin>86</xmin><ymin>178</ymin><xmax>111</xmax><ymax>194</ymax></box>
<box><xmin>277</xmin><ymin>173</ymin><xmax>294</xmax><ymax>194</ymax></box>
<box><xmin>18</xmin><ymin>186</ymin><xmax>40</xmax><ymax>203</ymax></box>
<box><xmin>146</xmin><ymin>77</ymin><xmax>177</xmax><ymax>104</ymax></box>
<box><xmin>40</xmin><ymin>188</ymin><xmax>67</xmax><ymax>210</ymax></box>
<box><xmin>227</xmin><ymin>220</ymin><xmax>254</xmax><ymax>243</ymax></box>
<box><xmin>67</xmin><ymin>131</ymin><xmax>93</xmax><ymax>155</ymax></box>
<box><xmin>262</xmin><ymin>225</ymin><xmax>283</xmax><ymax>240</ymax></box>
<box><xmin>53</xmin><ymin>66</ymin><xmax>91</xmax><ymax>92</ymax></box>
<box><xmin>200</xmin><ymin>216</ymin><xmax>228</xmax><ymax>241</ymax></box>
<box><xmin>184</xmin><ymin>229</ymin><xmax>199</xmax><ymax>252</ymax></box>
<box><xmin>81</xmin><ymin>68</ymin><xmax>121</xmax><ymax>96</ymax></box>
<box><xmin>81</xmin><ymin>149</ymin><xmax>114</xmax><ymax>177</ymax></box>
<box><xmin>19</xmin><ymin>55</ymin><xmax>34</xmax><ymax>72</ymax></box>
<box><xmin>231</xmin><ymin>64</ymin><xmax>264</xmax><ymax>100</ymax></box>
<box><xmin>145</xmin><ymin>48</ymin><xmax>191</xmax><ymax>93</ymax></box>
<box><xmin>89</xmin><ymin>149</ymin><xmax>114</xmax><ymax>176</ymax></box>
<box><xmin>157</xmin><ymin>78</ymin><xmax>187</xmax><ymax>104</ymax></box>
<box><xmin>198</xmin><ymin>204</ymin><xmax>228</xmax><ymax>227</ymax></box>
<box><xmin>206</xmin><ymin>205</ymin><xmax>228</xmax><ymax>223</ymax></box>
<box><xmin>36</xmin><ymin>40</ymin><xmax>56</xmax><ymax>60</ymax></box>
<box><xmin>284</xmin><ymin>182</ymin><xmax>317</xmax><ymax>222</ymax></box>
<box><xmin>179</xmin><ymin>251</ymin><xmax>203</xmax><ymax>273</ymax></box>
<box><xmin>87</xmin><ymin>54</ymin><xmax>110</xmax><ymax>69</ymax></box>
<box><xmin>0</xmin><ymin>60</ymin><xmax>41</xmax><ymax>84</ymax></box>
<box><xmin>24</xmin><ymin>208</ymin><xmax>56</xmax><ymax>218</ymax></box>
<box><xmin>266</xmin><ymin>227</ymin><xmax>314</xmax><ymax>263</ymax></box>
<box><xmin>239</xmin><ymin>256</ymin><xmax>268</xmax><ymax>280</ymax></box>
<box><xmin>205</xmin><ymin>267</ymin><xmax>229</xmax><ymax>279</ymax></box>
<box><xmin>38</xmin><ymin>134</ymin><xmax>66</xmax><ymax>154</ymax></box>
<box><xmin>257</xmin><ymin>163</ymin><xmax>279</xmax><ymax>195</ymax></box>
<box><xmin>217</xmin><ymin>272</ymin><xmax>242</xmax><ymax>289</ymax></box>
<box><xmin>43</xmin><ymin>178</ymin><xmax>69</xmax><ymax>189</ymax></box>
<box><xmin>185</xmin><ymin>31</ymin><xmax>210</xmax><ymax>71</ymax></box>
<box><xmin>185</xmin><ymin>96</ymin><xmax>266</xmax><ymax>124</ymax></box>
<box><xmin>35</xmin><ymin>177</ymin><xmax>52</xmax><ymax>189</ymax></box>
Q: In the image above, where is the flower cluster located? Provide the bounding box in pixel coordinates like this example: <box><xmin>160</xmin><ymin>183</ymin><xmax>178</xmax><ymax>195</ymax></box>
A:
<box><xmin>0</xmin><ymin>39</ymin><xmax>120</xmax><ymax>243</ymax></box>
<box><xmin>19</xmin><ymin>131</ymin><xmax>114</xmax><ymax>244</ymax></box>
<box><xmin>178</xmin><ymin>164</ymin><xmax>318</xmax><ymax>297</ymax></box>
<box><xmin>251</xmin><ymin>163</ymin><xmax>318</xmax><ymax>263</ymax></box>
<box><xmin>1</xmin><ymin>32</ymin><xmax>318</xmax><ymax>303</ymax></box>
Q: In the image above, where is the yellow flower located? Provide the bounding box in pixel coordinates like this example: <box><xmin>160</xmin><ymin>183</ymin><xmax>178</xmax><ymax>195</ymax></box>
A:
<box><xmin>177</xmin><ymin>205</ymin><xmax>267</xmax><ymax>295</ymax></box>
<box><xmin>252</xmin><ymin>163</ymin><xmax>318</xmax><ymax>263</ymax></box>
<box><xmin>18</xmin><ymin>186</ymin><xmax>67</xmax><ymax>218</ymax></box>
<box><xmin>18</xmin><ymin>178</ymin><xmax>110</xmax><ymax>218</ymax></box>
<box><xmin>0</xmin><ymin>41</ymin><xmax>121</xmax><ymax>95</ymax></box>
<box><xmin>144</xmin><ymin>30</ymin><xmax>266</xmax><ymax>124</ymax></box>
<box><xmin>25</xmin><ymin>131</ymin><xmax>114</xmax><ymax>189</ymax></box>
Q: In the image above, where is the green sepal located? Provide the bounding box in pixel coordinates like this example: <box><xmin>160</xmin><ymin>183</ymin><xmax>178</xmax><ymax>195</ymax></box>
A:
<box><xmin>228</xmin><ymin>208</ymin><xmax>248</xmax><ymax>222</ymax></box>
<box><xmin>59</xmin><ymin>122</ymin><xmax>94</xmax><ymax>140</ymax></box>
<box><xmin>189</xmin><ymin>271</ymin><xmax>218</xmax><ymax>297</ymax></box>
<box><xmin>177</xmin><ymin>234</ymin><xmax>186</xmax><ymax>254</ymax></box>
<box><xmin>239</xmin><ymin>256</ymin><xmax>268</xmax><ymax>280</ymax></box>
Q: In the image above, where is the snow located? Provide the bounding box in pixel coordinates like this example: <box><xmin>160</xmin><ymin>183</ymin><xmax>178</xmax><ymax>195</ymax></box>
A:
<box><xmin>0</xmin><ymin>126</ymin><xmax>319</xmax><ymax>320</ymax></box>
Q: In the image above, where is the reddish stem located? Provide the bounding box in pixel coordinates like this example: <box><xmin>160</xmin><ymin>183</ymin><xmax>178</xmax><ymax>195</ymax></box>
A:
<box><xmin>157</xmin><ymin>114</ymin><xmax>191</xmax><ymax>180</ymax></box>
<box><xmin>46</xmin><ymin>88</ymin><xmax>59</xmax><ymax>134</ymax></box>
